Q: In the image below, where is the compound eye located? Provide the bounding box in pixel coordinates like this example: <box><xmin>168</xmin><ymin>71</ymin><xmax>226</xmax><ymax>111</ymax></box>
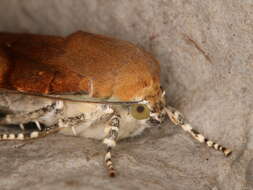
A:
<box><xmin>130</xmin><ymin>104</ymin><xmax>150</xmax><ymax>120</ymax></box>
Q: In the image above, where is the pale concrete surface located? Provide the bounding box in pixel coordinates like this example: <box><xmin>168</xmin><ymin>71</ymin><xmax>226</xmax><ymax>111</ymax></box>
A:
<box><xmin>0</xmin><ymin>1</ymin><xmax>252</xmax><ymax>190</ymax></box>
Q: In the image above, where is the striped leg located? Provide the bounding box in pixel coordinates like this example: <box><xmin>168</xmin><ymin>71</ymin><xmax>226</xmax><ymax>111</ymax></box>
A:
<box><xmin>165</xmin><ymin>106</ymin><xmax>232</xmax><ymax>156</ymax></box>
<box><xmin>0</xmin><ymin>101</ymin><xmax>64</xmax><ymax>131</ymax></box>
<box><xmin>0</xmin><ymin>114</ymin><xmax>85</xmax><ymax>141</ymax></box>
<box><xmin>103</xmin><ymin>114</ymin><xmax>120</xmax><ymax>177</ymax></box>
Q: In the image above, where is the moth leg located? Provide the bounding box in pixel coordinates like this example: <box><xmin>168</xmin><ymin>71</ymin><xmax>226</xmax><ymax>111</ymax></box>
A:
<box><xmin>0</xmin><ymin>114</ymin><xmax>85</xmax><ymax>141</ymax></box>
<box><xmin>0</xmin><ymin>101</ymin><xmax>64</xmax><ymax>130</ymax></box>
<box><xmin>71</xmin><ymin>127</ymin><xmax>77</xmax><ymax>136</ymax></box>
<box><xmin>19</xmin><ymin>123</ymin><xmax>25</xmax><ymax>130</ymax></box>
<box><xmin>103</xmin><ymin>114</ymin><xmax>120</xmax><ymax>177</ymax></box>
<box><xmin>34</xmin><ymin>120</ymin><xmax>42</xmax><ymax>131</ymax></box>
<box><xmin>165</xmin><ymin>106</ymin><xmax>232</xmax><ymax>156</ymax></box>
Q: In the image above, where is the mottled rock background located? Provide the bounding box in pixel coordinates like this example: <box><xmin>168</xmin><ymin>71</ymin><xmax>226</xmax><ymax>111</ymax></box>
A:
<box><xmin>0</xmin><ymin>1</ymin><xmax>252</xmax><ymax>190</ymax></box>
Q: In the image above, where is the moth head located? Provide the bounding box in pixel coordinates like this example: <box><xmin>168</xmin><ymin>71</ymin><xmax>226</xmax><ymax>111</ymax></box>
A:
<box><xmin>129</xmin><ymin>86</ymin><xmax>167</xmax><ymax>125</ymax></box>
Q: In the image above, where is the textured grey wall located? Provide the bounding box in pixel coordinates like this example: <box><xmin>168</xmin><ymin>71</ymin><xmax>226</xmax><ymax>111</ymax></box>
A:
<box><xmin>0</xmin><ymin>1</ymin><xmax>252</xmax><ymax>190</ymax></box>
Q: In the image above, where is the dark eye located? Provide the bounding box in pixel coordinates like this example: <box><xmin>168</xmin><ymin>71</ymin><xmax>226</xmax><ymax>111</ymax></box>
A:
<box><xmin>136</xmin><ymin>105</ymin><xmax>145</xmax><ymax>113</ymax></box>
<box><xmin>130</xmin><ymin>104</ymin><xmax>150</xmax><ymax>120</ymax></box>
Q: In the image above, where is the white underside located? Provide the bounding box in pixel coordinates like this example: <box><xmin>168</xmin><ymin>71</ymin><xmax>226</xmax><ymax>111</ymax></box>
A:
<box><xmin>59</xmin><ymin>101</ymin><xmax>151</xmax><ymax>140</ymax></box>
<box><xmin>0</xmin><ymin>94</ymin><xmax>151</xmax><ymax>140</ymax></box>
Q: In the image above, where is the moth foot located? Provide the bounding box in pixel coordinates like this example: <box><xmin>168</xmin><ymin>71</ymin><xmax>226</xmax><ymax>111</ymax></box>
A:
<box><xmin>18</xmin><ymin>121</ymin><xmax>42</xmax><ymax>131</ymax></box>
<box><xmin>19</xmin><ymin>123</ymin><xmax>25</xmax><ymax>130</ymax></box>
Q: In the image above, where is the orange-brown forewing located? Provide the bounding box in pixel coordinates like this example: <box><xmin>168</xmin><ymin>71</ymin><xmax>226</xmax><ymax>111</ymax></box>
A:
<box><xmin>0</xmin><ymin>31</ymin><xmax>161</xmax><ymax>102</ymax></box>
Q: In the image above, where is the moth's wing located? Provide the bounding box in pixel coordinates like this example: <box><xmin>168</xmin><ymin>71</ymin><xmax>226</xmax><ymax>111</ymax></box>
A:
<box><xmin>0</xmin><ymin>88</ymin><xmax>140</xmax><ymax>104</ymax></box>
<box><xmin>0</xmin><ymin>32</ymin><xmax>146</xmax><ymax>104</ymax></box>
<box><xmin>60</xmin><ymin>31</ymin><xmax>161</xmax><ymax>101</ymax></box>
<box><xmin>0</xmin><ymin>32</ymin><xmax>91</xmax><ymax>95</ymax></box>
<box><xmin>44</xmin><ymin>94</ymin><xmax>141</xmax><ymax>104</ymax></box>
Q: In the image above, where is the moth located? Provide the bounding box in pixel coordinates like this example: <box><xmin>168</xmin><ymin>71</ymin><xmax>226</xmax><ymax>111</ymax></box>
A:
<box><xmin>0</xmin><ymin>31</ymin><xmax>231</xmax><ymax>177</ymax></box>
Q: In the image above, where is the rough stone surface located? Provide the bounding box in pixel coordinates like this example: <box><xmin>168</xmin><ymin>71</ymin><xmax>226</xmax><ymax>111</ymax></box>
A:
<box><xmin>0</xmin><ymin>1</ymin><xmax>252</xmax><ymax>190</ymax></box>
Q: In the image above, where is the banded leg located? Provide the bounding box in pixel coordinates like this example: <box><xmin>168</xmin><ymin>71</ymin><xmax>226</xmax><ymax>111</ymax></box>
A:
<box><xmin>103</xmin><ymin>114</ymin><xmax>120</xmax><ymax>177</ymax></box>
<box><xmin>165</xmin><ymin>106</ymin><xmax>232</xmax><ymax>156</ymax></box>
<box><xmin>0</xmin><ymin>114</ymin><xmax>85</xmax><ymax>141</ymax></box>
<box><xmin>0</xmin><ymin>101</ymin><xmax>64</xmax><ymax>131</ymax></box>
